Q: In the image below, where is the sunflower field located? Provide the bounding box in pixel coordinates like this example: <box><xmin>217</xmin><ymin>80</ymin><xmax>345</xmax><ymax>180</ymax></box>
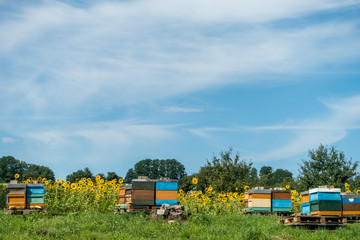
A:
<box><xmin>1</xmin><ymin>174</ymin><xmax>122</xmax><ymax>213</ymax></box>
<box><xmin>2</xmin><ymin>174</ymin><xmax>360</xmax><ymax>214</ymax></box>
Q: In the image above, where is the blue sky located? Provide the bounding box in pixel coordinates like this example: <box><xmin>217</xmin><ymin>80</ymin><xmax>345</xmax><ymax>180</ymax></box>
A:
<box><xmin>1</xmin><ymin>0</ymin><xmax>360</xmax><ymax>180</ymax></box>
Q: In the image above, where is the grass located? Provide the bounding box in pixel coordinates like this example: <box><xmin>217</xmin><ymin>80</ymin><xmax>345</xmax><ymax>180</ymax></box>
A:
<box><xmin>1</xmin><ymin>211</ymin><xmax>360</xmax><ymax>240</ymax></box>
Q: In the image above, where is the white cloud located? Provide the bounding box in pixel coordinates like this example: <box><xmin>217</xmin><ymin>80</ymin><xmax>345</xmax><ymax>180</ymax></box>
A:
<box><xmin>1</xmin><ymin>137</ymin><xmax>16</xmax><ymax>144</ymax></box>
<box><xmin>189</xmin><ymin>95</ymin><xmax>360</xmax><ymax>161</ymax></box>
<box><xmin>0</xmin><ymin>0</ymin><xmax>359</xmax><ymax>116</ymax></box>
<box><xmin>164</xmin><ymin>107</ymin><xmax>203</xmax><ymax>113</ymax></box>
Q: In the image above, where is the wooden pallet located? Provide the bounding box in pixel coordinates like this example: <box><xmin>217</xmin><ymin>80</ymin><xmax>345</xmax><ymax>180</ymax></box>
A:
<box><xmin>279</xmin><ymin>213</ymin><xmax>347</xmax><ymax>229</ymax></box>
<box><xmin>343</xmin><ymin>215</ymin><xmax>360</xmax><ymax>223</ymax></box>
<box><xmin>115</xmin><ymin>204</ymin><xmax>161</xmax><ymax>214</ymax></box>
<box><xmin>4</xmin><ymin>208</ymin><xmax>47</xmax><ymax>215</ymax></box>
<box><xmin>244</xmin><ymin>211</ymin><xmax>292</xmax><ymax>216</ymax></box>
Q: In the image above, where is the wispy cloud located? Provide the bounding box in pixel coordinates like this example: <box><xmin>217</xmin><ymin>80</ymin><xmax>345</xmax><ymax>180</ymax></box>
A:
<box><xmin>164</xmin><ymin>107</ymin><xmax>203</xmax><ymax>113</ymax></box>
<box><xmin>189</xmin><ymin>95</ymin><xmax>360</xmax><ymax>161</ymax></box>
<box><xmin>0</xmin><ymin>0</ymin><xmax>359</xmax><ymax>116</ymax></box>
<box><xmin>1</xmin><ymin>137</ymin><xmax>16</xmax><ymax>144</ymax></box>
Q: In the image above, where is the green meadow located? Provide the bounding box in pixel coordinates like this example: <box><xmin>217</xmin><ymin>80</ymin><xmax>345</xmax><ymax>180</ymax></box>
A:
<box><xmin>1</xmin><ymin>212</ymin><xmax>360</xmax><ymax>240</ymax></box>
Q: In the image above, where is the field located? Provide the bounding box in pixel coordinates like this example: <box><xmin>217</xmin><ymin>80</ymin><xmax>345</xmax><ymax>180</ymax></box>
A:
<box><xmin>1</xmin><ymin>211</ymin><xmax>360</xmax><ymax>240</ymax></box>
<box><xmin>2</xmin><ymin>178</ymin><xmax>360</xmax><ymax>239</ymax></box>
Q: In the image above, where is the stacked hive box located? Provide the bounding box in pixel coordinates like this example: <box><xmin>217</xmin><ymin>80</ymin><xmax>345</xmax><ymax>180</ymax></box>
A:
<box><xmin>271</xmin><ymin>189</ymin><xmax>291</xmax><ymax>212</ymax></box>
<box><xmin>341</xmin><ymin>193</ymin><xmax>360</xmax><ymax>216</ymax></box>
<box><xmin>118</xmin><ymin>186</ymin><xmax>126</xmax><ymax>204</ymax></box>
<box><xmin>131</xmin><ymin>179</ymin><xmax>155</xmax><ymax>206</ymax></box>
<box><xmin>118</xmin><ymin>184</ymin><xmax>132</xmax><ymax>204</ymax></box>
<box><xmin>6</xmin><ymin>184</ymin><xmax>27</xmax><ymax>210</ymax></box>
<box><xmin>155</xmin><ymin>179</ymin><xmax>178</xmax><ymax>205</ymax></box>
<box><xmin>244</xmin><ymin>189</ymin><xmax>271</xmax><ymax>213</ymax></box>
<box><xmin>301</xmin><ymin>191</ymin><xmax>310</xmax><ymax>215</ymax></box>
<box><xmin>26</xmin><ymin>184</ymin><xmax>45</xmax><ymax>209</ymax></box>
<box><xmin>309</xmin><ymin>187</ymin><xmax>341</xmax><ymax>216</ymax></box>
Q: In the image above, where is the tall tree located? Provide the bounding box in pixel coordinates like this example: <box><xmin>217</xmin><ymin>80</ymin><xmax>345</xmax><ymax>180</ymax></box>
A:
<box><xmin>125</xmin><ymin>159</ymin><xmax>186</xmax><ymax>182</ymax></box>
<box><xmin>106</xmin><ymin>172</ymin><xmax>120</xmax><ymax>181</ymax></box>
<box><xmin>124</xmin><ymin>168</ymin><xmax>137</xmax><ymax>183</ymax></box>
<box><xmin>298</xmin><ymin>144</ymin><xmax>358</xmax><ymax>191</ymax></box>
<box><xmin>23</xmin><ymin>164</ymin><xmax>55</xmax><ymax>181</ymax></box>
<box><xmin>0</xmin><ymin>156</ymin><xmax>27</xmax><ymax>182</ymax></box>
<box><xmin>66</xmin><ymin>167</ymin><xmax>94</xmax><ymax>182</ymax></box>
<box><xmin>196</xmin><ymin>148</ymin><xmax>255</xmax><ymax>192</ymax></box>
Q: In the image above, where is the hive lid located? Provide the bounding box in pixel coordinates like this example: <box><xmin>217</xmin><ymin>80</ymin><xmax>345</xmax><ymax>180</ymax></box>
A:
<box><xmin>156</xmin><ymin>179</ymin><xmax>178</xmax><ymax>182</ymax></box>
<box><xmin>132</xmin><ymin>179</ymin><xmax>155</xmax><ymax>182</ymax></box>
<box><xmin>300</xmin><ymin>191</ymin><xmax>309</xmax><ymax>195</ymax></box>
<box><xmin>309</xmin><ymin>188</ymin><xmax>341</xmax><ymax>194</ymax></box>
<box><xmin>27</xmin><ymin>184</ymin><xmax>45</xmax><ymax>187</ymax></box>
<box><xmin>248</xmin><ymin>189</ymin><xmax>271</xmax><ymax>194</ymax></box>
<box><xmin>341</xmin><ymin>194</ymin><xmax>360</xmax><ymax>199</ymax></box>
<box><xmin>125</xmin><ymin>184</ymin><xmax>132</xmax><ymax>190</ymax></box>
<box><xmin>6</xmin><ymin>184</ymin><xmax>27</xmax><ymax>189</ymax></box>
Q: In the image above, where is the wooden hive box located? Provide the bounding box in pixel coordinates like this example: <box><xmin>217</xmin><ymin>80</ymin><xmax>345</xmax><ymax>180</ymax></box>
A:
<box><xmin>301</xmin><ymin>191</ymin><xmax>310</xmax><ymax>215</ymax></box>
<box><xmin>118</xmin><ymin>186</ymin><xmax>126</xmax><ymax>204</ymax></box>
<box><xmin>131</xmin><ymin>179</ymin><xmax>155</xmax><ymax>206</ymax></box>
<box><xmin>6</xmin><ymin>184</ymin><xmax>26</xmax><ymax>210</ymax></box>
<box><xmin>271</xmin><ymin>190</ymin><xmax>291</xmax><ymax>212</ymax></box>
<box><xmin>309</xmin><ymin>187</ymin><xmax>341</xmax><ymax>216</ymax></box>
<box><xmin>244</xmin><ymin>189</ymin><xmax>271</xmax><ymax>212</ymax></box>
<box><xmin>26</xmin><ymin>184</ymin><xmax>45</xmax><ymax>209</ymax></box>
<box><xmin>341</xmin><ymin>193</ymin><xmax>360</xmax><ymax>215</ymax></box>
<box><xmin>155</xmin><ymin>179</ymin><xmax>178</xmax><ymax>205</ymax></box>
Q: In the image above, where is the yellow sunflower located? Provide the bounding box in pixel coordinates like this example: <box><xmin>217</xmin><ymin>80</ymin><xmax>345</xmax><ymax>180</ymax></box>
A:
<box><xmin>244</xmin><ymin>186</ymin><xmax>250</xmax><ymax>191</ymax></box>
<box><xmin>356</xmin><ymin>190</ymin><xmax>360</xmax><ymax>195</ymax></box>
<box><xmin>286</xmin><ymin>185</ymin><xmax>290</xmax><ymax>189</ymax></box>
<box><xmin>71</xmin><ymin>183</ymin><xmax>77</xmax><ymax>190</ymax></box>
<box><xmin>192</xmin><ymin>177</ymin><xmax>198</xmax><ymax>185</ymax></box>
<box><xmin>119</xmin><ymin>178</ymin><xmax>124</xmax><ymax>184</ymax></box>
<box><xmin>14</xmin><ymin>173</ymin><xmax>19</xmax><ymax>179</ymax></box>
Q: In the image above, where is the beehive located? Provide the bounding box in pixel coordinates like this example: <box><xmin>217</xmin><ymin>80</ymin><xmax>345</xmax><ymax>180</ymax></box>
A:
<box><xmin>155</xmin><ymin>179</ymin><xmax>178</xmax><ymax>205</ymax></box>
<box><xmin>6</xmin><ymin>184</ymin><xmax>27</xmax><ymax>210</ymax></box>
<box><xmin>26</xmin><ymin>184</ymin><xmax>45</xmax><ymax>209</ymax></box>
<box><xmin>309</xmin><ymin>187</ymin><xmax>341</xmax><ymax>216</ymax></box>
<box><xmin>244</xmin><ymin>189</ymin><xmax>271</xmax><ymax>212</ymax></box>
<box><xmin>341</xmin><ymin>193</ymin><xmax>360</xmax><ymax>215</ymax></box>
<box><xmin>118</xmin><ymin>184</ymin><xmax>132</xmax><ymax>204</ymax></box>
<box><xmin>271</xmin><ymin>190</ymin><xmax>291</xmax><ymax>212</ymax></box>
<box><xmin>301</xmin><ymin>191</ymin><xmax>310</xmax><ymax>215</ymax></box>
<box><xmin>131</xmin><ymin>179</ymin><xmax>155</xmax><ymax>206</ymax></box>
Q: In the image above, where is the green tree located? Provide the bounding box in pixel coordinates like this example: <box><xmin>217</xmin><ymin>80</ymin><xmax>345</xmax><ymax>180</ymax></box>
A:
<box><xmin>268</xmin><ymin>169</ymin><xmax>293</xmax><ymax>187</ymax></box>
<box><xmin>125</xmin><ymin>159</ymin><xmax>186</xmax><ymax>182</ymax></box>
<box><xmin>66</xmin><ymin>167</ymin><xmax>94</xmax><ymax>182</ymax></box>
<box><xmin>124</xmin><ymin>168</ymin><xmax>137</xmax><ymax>183</ymax></box>
<box><xmin>0</xmin><ymin>156</ymin><xmax>27</xmax><ymax>182</ymax></box>
<box><xmin>298</xmin><ymin>144</ymin><xmax>358</xmax><ymax>191</ymax></box>
<box><xmin>196</xmin><ymin>148</ymin><xmax>256</xmax><ymax>192</ymax></box>
<box><xmin>23</xmin><ymin>164</ymin><xmax>55</xmax><ymax>181</ymax></box>
<box><xmin>106</xmin><ymin>172</ymin><xmax>120</xmax><ymax>181</ymax></box>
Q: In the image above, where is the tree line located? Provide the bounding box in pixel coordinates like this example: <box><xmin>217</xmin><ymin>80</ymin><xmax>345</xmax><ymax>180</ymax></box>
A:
<box><xmin>1</xmin><ymin>144</ymin><xmax>359</xmax><ymax>193</ymax></box>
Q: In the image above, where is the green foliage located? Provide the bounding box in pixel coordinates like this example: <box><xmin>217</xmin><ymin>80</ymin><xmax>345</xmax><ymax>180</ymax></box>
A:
<box><xmin>23</xmin><ymin>164</ymin><xmax>55</xmax><ymax>181</ymax></box>
<box><xmin>298</xmin><ymin>144</ymin><xmax>358</xmax><ymax>191</ymax></box>
<box><xmin>0</xmin><ymin>156</ymin><xmax>27</xmax><ymax>182</ymax></box>
<box><xmin>125</xmin><ymin>158</ymin><xmax>186</xmax><ymax>182</ymax></box>
<box><xmin>197</xmin><ymin>148</ymin><xmax>257</xmax><ymax>192</ymax></box>
<box><xmin>124</xmin><ymin>168</ymin><xmax>137</xmax><ymax>183</ymax></box>
<box><xmin>0</xmin><ymin>156</ymin><xmax>55</xmax><ymax>182</ymax></box>
<box><xmin>106</xmin><ymin>172</ymin><xmax>120</xmax><ymax>181</ymax></box>
<box><xmin>259</xmin><ymin>166</ymin><xmax>293</xmax><ymax>188</ymax></box>
<box><xmin>178</xmin><ymin>175</ymin><xmax>195</xmax><ymax>192</ymax></box>
<box><xmin>66</xmin><ymin>167</ymin><xmax>94</xmax><ymax>182</ymax></box>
